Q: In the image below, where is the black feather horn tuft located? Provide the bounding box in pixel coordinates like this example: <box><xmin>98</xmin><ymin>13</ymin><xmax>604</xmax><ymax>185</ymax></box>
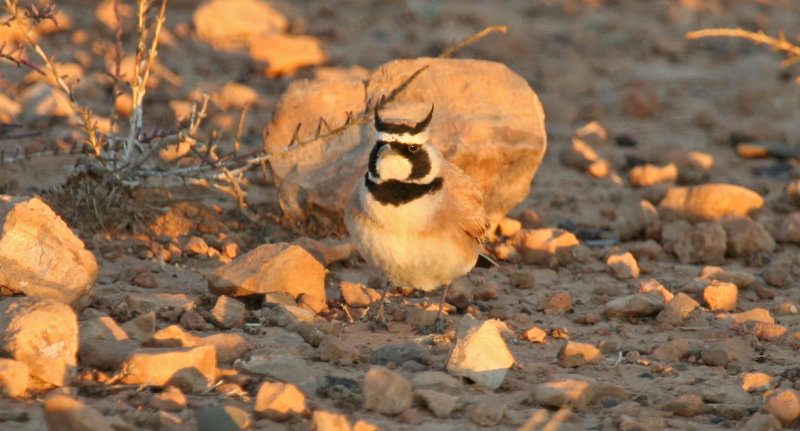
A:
<box><xmin>375</xmin><ymin>103</ymin><xmax>435</xmax><ymax>135</ymax></box>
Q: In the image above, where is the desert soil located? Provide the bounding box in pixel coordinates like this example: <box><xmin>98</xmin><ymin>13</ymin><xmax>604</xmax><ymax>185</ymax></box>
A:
<box><xmin>2</xmin><ymin>0</ymin><xmax>800</xmax><ymax>430</ymax></box>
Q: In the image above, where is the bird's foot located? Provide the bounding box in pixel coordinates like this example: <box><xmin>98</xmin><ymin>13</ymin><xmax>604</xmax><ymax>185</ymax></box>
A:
<box><xmin>366</xmin><ymin>302</ymin><xmax>389</xmax><ymax>332</ymax></box>
<box><xmin>416</xmin><ymin>316</ymin><xmax>446</xmax><ymax>335</ymax></box>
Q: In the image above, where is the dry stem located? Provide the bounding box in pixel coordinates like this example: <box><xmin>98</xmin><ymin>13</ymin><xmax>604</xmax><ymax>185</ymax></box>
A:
<box><xmin>440</xmin><ymin>25</ymin><xmax>507</xmax><ymax>58</ymax></box>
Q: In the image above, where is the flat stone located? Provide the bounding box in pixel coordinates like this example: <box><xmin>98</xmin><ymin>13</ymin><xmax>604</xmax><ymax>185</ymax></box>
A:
<box><xmin>0</xmin><ymin>196</ymin><xmax>97</xmax><ymax>308</ymax></box>
<box><xmin>78</xmin><ymin>338</ymin><xmax>139</xmax><ymax>371</ymax></box>
<box><xmin>121</xmin><ymin>311</ymin><xmax>156</xmax><ymax>343</ymax></box>
<box><xmin>120</xmin><ymin>345</ymin><xmax>217</xmax><ymax>390</ymax></box>
<box><xmin>0</xmin><ymin>297</ymin><xmax>78</xmax><ymax>387</ymax></box>
<box><xmin>149</xmin><ymin>386</ymin><xmax>187</xmax><ymax>412</ymax></box>
<box><xmin>250</xmin><ymin>33</ymin><xmax>327</xmax><ymax>77</ymax></box>
<box><xmin>656</xmin><ymin>293</ymin><xmax>700</xmax><ymax>324</ymax></box>
<box><xmin>532</xmin><ymin>376</ymin><xmax>597</xmax><ymax>411</ymax></box>
<box><xmin>44</xmin><ymin>393</ymin><xmax>113</xmax><ymax>431</ymax></box>
<box><xmin>661</xmin><ymin>219</ymin><xmax>726</xmax><ymax>264</ymax></box>
<box><xmin>661</xmin><ymin>394</ymin><xmax>706</xmax><ymax>417</ymax></box>
<box><xmin>363</xmin><ymin>366</ymin><xmax>413</xmax><ymax>416</ymax></box>
<box><xmin>470</xmin><ymin>400</ymin><xmax>506</xmax><ymax>427</ymax></box>
<box><xmin>80</xmin><ymin>316</ymin><xmax>129</xmax><ymax>343</ymax></box>
<box><xmin>557</xmin><ymin>341</ymin><xmax>602</xmax><ymax>368</ymax></box>
<box><xmin>410</xmin><ymin>371</ymin><xmax>463</xmax><ymax>395</ymax></box>
<box><xmin>603</xmin><ymin>292</ymin><xmax>664</xmax><ymax>318</ymax></box>
<box><xmin>414</xmin><ymin>389</ymin><xmax>459</xmax><ymax>418</ymax></box>
<box><xmin>210</xmin><ymin>295</ymin><xmax>247</xmax><ymax>329</ymax></box>
<box><xmin>311</xmin><ymin>410</ymin><xmax>352</xmax><ymax>431</ymax></box>
<box><xmin>318</xmin><ymin>336</ymin><xmax>359</xmax><ymax>366</ymax></box>
<box><xmin>761</xmin><ymin>390</ymin><xmax>800</xmax><ymax>427</ymax></box>
<box><xmin>254</xmin><ymin>381</ymin><xmax>307</xmax><ymax>421</ymax></box>
<box><xmin>725</xmin><ymin>308</ymin><xmax>774</xmax><ymax>324</ymax></box>
<box><xmin>0</xmin><ymin>358</ymin><xmax>29</xmax><ymax>398</ymax></box>
<box><xmin>125</xmin><ymin>293</ymin><xmax>196</xmax><ymax>316</ymax></box>
<box><xmin>235</xmin><ymin>351</ymin><xmax>319</xmax><ymax>394</ymax></box>
<box><xmin>703</xmin><ymin>280</ymin><xmax>738</xmax><ymax>312</ymax></box>
<box><xmin>148</xmin><ymin>324</ymin><xmax>250</xmax><ymax>364</ymax></box>
<box><xmin>193</xmin><ymin>0</ymin><xmax>288</xmax><ymax>50</ymax></box>
<box><xmin>659</xmin><ymin>183</ymin><xmax>764</xmax><ymax>222</ymax></box>
<box><xmin>194</xmin><ymin>404</ymin><xmax>248</xmax><ymax>431</ymax></box>
<box><xmin>537</xmin><ymin>292</ymin><xmax>572</xmax><ymax>313</ymax></box>
<box><xmin>699</xmin><ymin>266</ymin><xmax>755</xmax><ymax>289</ymax></box>
<box><xmin>521</xmin><ymin>326</ymin><xmax>547</xmax><ymax>343</ymax></box>
<box><xmin>701</xmin><ymin>384</ymin><xmax>751</xmax><ymax>404</ymax></box>
<box><xmin>629</xmin><ymin>163</ymin><xmax>678</xmax><ymax>187</ymax></box>
<box><xmin>208</xmin><ymin>243</ymin><xmax>326</xmax><ymax>312</ymax></box>
<box><xmin>650</xmin><ymin>339</ymin><xmax>690</xmax><ymax>363</ymax></box>
<box><xmin>446</xmin><ymin>316</ymin><xmax>514</xmax><ymax>390</ymax></box>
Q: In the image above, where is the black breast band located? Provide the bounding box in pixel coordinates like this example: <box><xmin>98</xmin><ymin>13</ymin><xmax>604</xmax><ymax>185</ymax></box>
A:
<box><xmin>365</xmin><ymin>175</ymin><xmax>443</xmax><ymax>206</ymax></box>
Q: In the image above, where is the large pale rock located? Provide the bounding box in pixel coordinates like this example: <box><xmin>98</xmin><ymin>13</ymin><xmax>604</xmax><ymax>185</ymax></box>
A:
<box><xmin>0</xmin><ymin>195</ymin><xmax>97</xmax><ymax>308</ymax></box>
<box><xmin>661</xmin><ymin>219</ymin><xmax>726</xmax><ymax>264</ymax></box>
<box><xmin>44</xmin><ymin>393</ymin><xmax>113</xmax><ymax>431</ymax></box>
<box><xmin>659</xmin><ymin>184</ymin><xmax>764</xmax><ymax>222</ymax></box>
<box><xmin>363</xmin><ymin>366</ymin><xmax>413</xmax><ymax>416</ymax></box>
<box><xmin>0</xmin><ymin>297</ymin><xmax>77</xmax><ymax>387</ymax></box>
<box><xmin>446</xmin><ymin>315</ymin><xmax>514</xmax><ymax>390</ymax></box>
<box><xmin>208</xmin><ymin>243</ymin><xmax>326</xmax><ymax>307</ymax></box>
<box><xmin>193</xmin><ymin>0</ymin><xmax>288</xmax><ymax>50</ymax></box>
<box><xmin>120</xmin><ymin>345</ymin><xmax>217</xmax><ymax>389</ymax></box>
<box><xmin>266</xmin><ymin>57</ymin><xmax>547</xmax><ymax>233</ymax></box>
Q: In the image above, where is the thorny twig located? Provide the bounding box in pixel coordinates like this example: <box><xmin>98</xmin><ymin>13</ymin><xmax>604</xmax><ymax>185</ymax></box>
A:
<box><xmin>440</xmin><ymin>25</ymin><xmax>507</xmax><ymax>58</ymax></box>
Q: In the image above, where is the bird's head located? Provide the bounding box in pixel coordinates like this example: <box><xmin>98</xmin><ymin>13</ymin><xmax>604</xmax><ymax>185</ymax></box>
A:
<box><xmin>368</xmin><ymin>103</ymin><xmax>441</xmax><ymax>184</ymax></box>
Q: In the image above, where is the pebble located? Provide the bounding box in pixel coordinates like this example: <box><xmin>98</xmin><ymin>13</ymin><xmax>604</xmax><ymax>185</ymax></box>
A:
<box><xmin>250</xmin><ymin>33</ymin><xmax>327</xmax><ymax>77</ymax></box>
<box><xmin>557</xmin><ymin>341</ymin><xmax>602</xmax><ymax>368</ymax></box>
<box><xmin>193</xmin><ymin>0</ymin><xmax>288</xmax><ymax>49</ymax></box>
<box><xmin>661</xmin><ymin>394</ymin><xmax>706</xmax><ymax>417</ymax></box>
<box><xmin>770</xmin><ymin>212</ymin><xmax>800</xmax><ymax>244</ymax></box>
<box><xmin>762</xmin><ymin>264</ymin><xmax>790</xmax><ymax>287</ymax></box>
<box><xmin>411</xmin><ymin>371</ymin><xmax>463</xmax><ymax>395</ymax></box>
<box><xmin>43</xmin><ymin>393</ymin><xmax>113</xmax><ymax>431</ymax></box>
<box><xmin>744</xmin><ymin>412</ymin><xmax>783</xmax><ymax>431</ymax></box>
<box><xmin>183</xmin><ymin>236</ymin><xmax>209</xmax><ymax>256</ymax></box>
<box><xmin>773</xmin><ymin>303</ymin><xmax>798</xmax><ymax>315</ymax></box>
<box><xmin>521</xmin><ymin>327</ymin><xmax>547</xmax><ymax>343</ymax></box>
<box><xmin>559</xmin><ymin>136</ymin><xmax>598</xmax><ymax>171</ymax></box>
<box><xmin>742</xmin><ymin>372</ymin><xmax>774</xmax><ymax>392</ymax></box>
<box><xmin>254</xmin><ymin>381</ymin><xmax>307</xmax><ymax>421</ymax></box>
<box><xmin>149</xmin><ymin>324</ymin><xmax>250</xmax><ymax>364</ymax></box>
<box><xmin>659</xmin><ymin>183</ymin><xmax>764</xmax><ymax>222</ymax></box>
<box><xmin>125</xmin><ymin>293</ymin><xmax>196</xmax><ymax>316</ymax></box>
<box><xmin>722</xmin><ymin>217</ymin><xmax>775</xmax><ymax>257</ymax></box>
<box><xmin>606</xmin><ymin>251</ymin><xmax>640</xmax><ymax>279</ymax></box>
<box><xmin>339</xmin><ymin>281</ymin><xmax>381</xmax><ymax>308</ymax></box>
<box><xmin>148</xmin><ymin>386</ymin><xmax>187</xmax><ymax>412</ymax></box>
<box><xmin>445</xmin><ymin>316</ymin><xmax>514</xmax><ymax>390</ymax></box>
<box><xmin>0</xmin><ymin>196</ymin><xmax>98</xmax><ymax>308</ymax></box>
<box><xmin>210</xmin><ymin>295</ymin><xmax>247</xmax><ymax>329</ymax></box>
<box><xmin>703</xmin><ymin>280</ymin><xmax>738</xmax><ymax>312</ymax></box>
<box><xmin>513</xmin><ymin>228</ymin><xmax>580</xmax><ymax>267</ymax></box>
<box><xmin>497</xmin><ymin>217</ymin><xmax>522</xmax><ymax>237</ymax></box>
<box><xmin>701</xmin><ymin>384</ymin><xmax>751</xmax><ymax>404</ymax></box>
<box><xmin>363</xmin><ymin>366</ymin><xmax>413</xmax><ymax>416</ymax></box>
<box><xmin>761</xmin><ymin>390</ymin><xmax>800</xmax><ymax>427</ymax></box>
<box><xmin>208</xmin><ymin>243</ymin><xmax>327</xmax><ymax>312</ymax></box>
<box><xmin>237</xmin><ymin>352</ymin><xmax>319</xmax><ymax>395</ymax></box>
<box><xmin>508</xmin><ymin>270</ymin><xmax>536</xmax><ymax>290</ymax></box>
<box><xmin>699</xmin><ymin>266</ymin><xmax>755</xmax><ymax>289</ymax></box>
<box><xmin>661</xmin><ymin>220</ymin><xmax>726</xmax><ymax>264</ymax></box>
<box><xmin>121</xmin><ymin>311</ymin><xmax>156</xmax><ymax>342</ymax></box>
<box><xmin>195</xmin><ymin>405</ymin><xmax>248</xmax><ymax>431</ymax></box>
<box><xmin>414</xmin><ymin>389</ymin><xmax>459</xmax><ymax>418</ymax></box>
<box><xmin>180</xmin><ymin>310</ymin><xmax>208</xmax><ymax>331</ymax></box>
<box><xmin>603</xmin><ymin>292</ymin><xmax>664</xmax><ymax>318</ymax></box>
<box><xmin>120</xmin><ymin>345</ymin><xmax>217</xmax><ymax>389</ymax></box>
<box><xmin>311</xmin><ymin>410</ymin><xmax>352</xmax><ymax>431</ymax></box>
<box><xmin>470</xmin><ymin>400</ymin><xmax>506</xmax><ymax>427</ymax></box>
<box><xmin>0</xmin><ymin>297</ymin><xmax>78</xmax><ymax>387</ymax></box>
<box><xmin>537</xmin><ymin>292</ymin><xmax>572</xmax><ymax>313</ymax></box>
<box><xmin>629</xmin><ymin>163</ymin><xmax>678</xmax><ymax>187</ymax></box>
<box><xmin>625</xmin><ymin>239</ymin><xmax>664</xmax><ymax>260</ymax></box>
<box><xmin>79</xmin><ymin>338</ymin><xmax>138</xmax><ymax>371</ymax></box>
<box><xmin>726</xmin><ymin>308</ymin><xmax>774</xmax><ymax>324</ymax></box>
<box><xmin>651</xmin><ymin>339</ymin><xmax>690</xmax><ymax>363</ymax></box>
<box><xmin>656</xmin><ymin>293</ymin><xmax>700</xmax><ymax>324</ymax></box>
<box><xmin>532</xmin><ymin>376</ymin><xmax>597</xmax><ymax>411</ymax></box>
<box><xmin>318</xmin><ymin>336</ymin><xmax>359</xmax><ymax>366</ymax></box>
<box><xmin>638</xmin><ymin>278</ymin><xmax>673</xmax><ymax>302</ymax></box>
<box><xmin>0</xmin><ymin>358</ymin><xmax>29</xmax><ymax>398</ymax></box>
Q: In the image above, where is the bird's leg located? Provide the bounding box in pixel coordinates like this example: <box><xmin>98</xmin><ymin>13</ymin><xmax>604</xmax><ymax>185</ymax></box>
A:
<box><xmin>367</xmin><ymin>281</ymin><xmax>391</xmax><ymax>331</ymax></box>
<box><xmin>417</xmin><ymin>283</ymin><xmax>450</xmax><ymax>334</ymax></box>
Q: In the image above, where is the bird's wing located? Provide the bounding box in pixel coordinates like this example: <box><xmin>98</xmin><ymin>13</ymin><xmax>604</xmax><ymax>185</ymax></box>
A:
<box><xmin>441</xmin><ymin>161</ymin><xmax>490</xmax><ymax>243</ymax></box>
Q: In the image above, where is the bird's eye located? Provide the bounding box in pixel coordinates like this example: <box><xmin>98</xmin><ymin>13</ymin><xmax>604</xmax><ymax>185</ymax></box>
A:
<box><xmin>408</xmin><ymin>145</ymin><xmax>420</xmax><ymax>153</ymax></box>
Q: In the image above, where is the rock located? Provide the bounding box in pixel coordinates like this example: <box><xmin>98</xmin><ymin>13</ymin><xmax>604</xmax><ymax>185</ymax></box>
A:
<box><xmin>149</xmin><ymin>386</ymin><xmax>187</xmax><ymax>412</ymax></box>
<box><xmin>702</xmin><ymin>384</ymin><xmax>751</xmax><ymax>404</ymax></box>
<box><xmin>621</xmin><ymin>81</ymin><xmax>660</xmax><ymax>117</ymax></box>
<box><xmin>470</xmin><ymin>400</ymin><xmax>506</xmax><ymax>427</ymax></box>
<box><xmin>236</xmin><ymin>351</ymin><xmax>319</xmax><ymax>395</ymax></box>
<box><xmin>44</xmin><ymin>393</ymin><xmax>113</xmax><ymax>431</ymax></box>
<box><xmin>149</xmin><ymin>325</ymin><xmax>250</xmax><ymax>364</ymax></box>
<box><xmin>79</xmin><ymin>339</ymin><xmax>138</xmax><ymax>371</ymax></box>
<box><xmin>254</xmin><ymin>381</ymin><xmax>307</xmax><ymax>421</ymax></box>
<box><xmin>532</xmin><ymin>376</ymin><xmax>597</xmax><ymax>411</ymax></box>
<box><xmin>216</xmin><ymin>81</ymin><xmax>259</xmax><ymax>110</ymax></box>
<box><xmin>318</xmin><ymin>336</ymin><xmax>359</xmax><ymax>366</ymax></box>
<box><xmin>638</xmin><ymin>278</ymin><xmax>673</xmax><ymax>302</ymax></box>
<box><xmin>773</xmin><ymin>303</ymin><xmax>799</xmax><ymax>315</ymax></box>
<box><xmin>557</xmin><ymin>341</ymin><xmax>602</xmax><ymax>368</ymax></box>
<box><xmin>603</xmin><ymin>292</ymin><xmax>664</xmax><ymax>318</ymax></box>
<box><xmin>250</xmin><ymin>33</ymin><xmax>327</xmax><ymax>77</ymax></box>
<box><xmin>208</xmin><ymin>243</ymin><xmax>327</xmax><ymax>311</ymax></box>
<box><xmin>446</xmin><ymin>316</ymin><xmax>514</xmax><ymax>390</ymax></box>
<box><xmin>742</xmin><ymin>372</ymin><xmax>774</xmax><ymax>392</ymax></box>
<box><xmin>615</xmin><ymin>200</ymin><xmax>659</xmax><ymax>241</ymax></box>
<box><xmin>742</xmin><ymin>321</ymin><xmax>787</xmax><ymax>340</ymax></box>
<box><xmin>267</xmin><ymin>57</ymin><xmax>547</xmax><ymax>233</ymax></box>
<box><xmin>651</xmin><ymin>339</ymin><xmax>690</xmax><ymax>363</ymax></box>
<box><xmin>762</xmin><ymin>390</ymin><xmax>800</xmax><ymax>427</ymax></box>
<box><xmin>0</xmin><ymin>358</ymin><xmax>28</xmax><ymax>398</ymax></box>
<box><xmin>311</xmin><ymin>410</ymin><xmax>352</xmax><ymax>431</ymax></box>
<box><xmin>626</xmin><ymin>240</ymin><xmax>664</xmax><ymax>260</ymax></box>
<box><xmin>513</xmin><ymin>228</ymin><xmax>580</xmax><ymax>267</ymax></box>
<box><xmin>661</xmin><ymin>219</ymin><xmax>726</xmax><ymax>264</ymax></box>
<box><xmin>722</xmin><ymin>217</ymin><xmax>775</xmax><ymax>257</ymax></box>
<box><xmin>629</xmin><ymin>163</ymin><xmax>678</xmax><ymax>187</ymax></box>
<box><xmin>521</xmin><ymin>327</ymin><xmax>547</xmax><ymax>343</ymax></box>
<box><xmin>363</xmin><ymin>366</ymin><xmax>413</xmax><ymax>416</ymax></box>
<box><xmin>120</xmin><ymin>345</ymin><xmax>217</xmax><ymax>389</ymax></box>
<box><xmin>340</xmin><ymin>281</ymin><xmax>381</xmax><ymax>308</ymax></box>
<box><xmin>121</xmin><ymin>311</ymin><xmax>156</xmax><ymax>343</ymax></box>
<box><xmin>762</xmin><ymin>265</ymin><xmax>790</xmax><ymax>287</ymax></box>
<box><xmin>726</xmin><ymin>308</ymin><xmax>774</xmax><ymax>324</ymax></box>
<box><xmin>193</xmin><ymin>0</ymin><xmax>288</xmax><ymax>50</ymax></box>
<box><xmin>414</xmin><ymin>389</ymin><xmax>459</xmax><ymax>418</ymax></box>
<box><xmin>537</xmin><ymin>292</ymin><xmax>572</xmax><ymax>313</ymax></box>
<box><xmin>699</xmin><ymin>266</ymin><xmax>755</xmax><ymax>289</ymax></box>
<box><xmin>560</xmin><ymin>136</ymin><xmax>599</xmax><ymax>171</ymax></box>
<box><xmin>700</xmin><ymin>347</ymin><xmax>735</xmax><ymax>367</ymax></box>
<box><xmin>508</xmin><ymin>270</ymin><xmax>536</xmax><ymax>290</ymax></box>
<box><xmin>195</xmin><ymin>405</ymin><xmax>250</xmax><ymax>431</ymax></box>
<box><xmin>125</xmin><ymin>293</ymin><xmax>196</xmax><ymax>316</ymax></box>
<box><xmin>210</xmin><ymin>295</ymin><xmax>247</xmax><ymax>329</ymax></box>
<box><xmin>756</xmin><ymin>285</ymin><xmax>776</xmax><ymax>300</ymax></box>
<box><xmin>497</xmin><ymin>217</ymin><xmax>522</xmax><ymax>237</ymax></box>
<box><xmin>80</xmin><ymin>316</ymin><xmax>129</xmax><ymax>342</ymax></box>
<box><xmin>703</xmin><ymin>280</ymin><xmax>738</xmax><ymax>312</ymax></box>
<box><xmin>658</xmin><ymin>184</ymin><xmax>764</xmax><ymax>222</ymax></box>
<box><xmin>661</xmin><ymin>394</ymin><xmax>706</xmax><ymax>417</ymax></box>
<box><xmin>771</xmin><ymin>212</ymin><xmax>800</xmax><ymax>244</ymax></box>
<box><xmin>20</xmin><ymin>82</ymin><xmax>73</xmax><ymax>119</ymax></box>
<box><xmin>656</xmin><ymin>293</ymin><xmax>700</xmax><ymax>324</ymax></box>
<box><xmin>0</xmin><ymin>297</ymin><xmax>78</xmax><ymax>387</ymax></box>
<box><xmin>744</xmin><ymin>413</ymin><xmax>784</xmax><ymax>431</ymax></box>
<box><xmin>0</xmin><ymin>196</ymin><xmax>98</xmax><ymax>308</ymax></box>
<box><xmin>606</xmin><ymin>252</ymin><xmax>640</xmax><ymax>279</ymax></box>
<box><xmin>183</xmin><ymin>236</ymin><xmax>209</xmax><ymax>256</ymax></box>
<box><xmin>410</xmin><ymin>371</ymin><xmax>463</xmax><ymax>395</ymax></box>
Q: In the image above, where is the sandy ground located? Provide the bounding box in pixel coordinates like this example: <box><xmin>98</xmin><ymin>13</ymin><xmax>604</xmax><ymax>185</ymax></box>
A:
<box><xmin>2</xmin><ymin>1</ymin><xmax>800</xmax><ymax>430</ymax></box>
